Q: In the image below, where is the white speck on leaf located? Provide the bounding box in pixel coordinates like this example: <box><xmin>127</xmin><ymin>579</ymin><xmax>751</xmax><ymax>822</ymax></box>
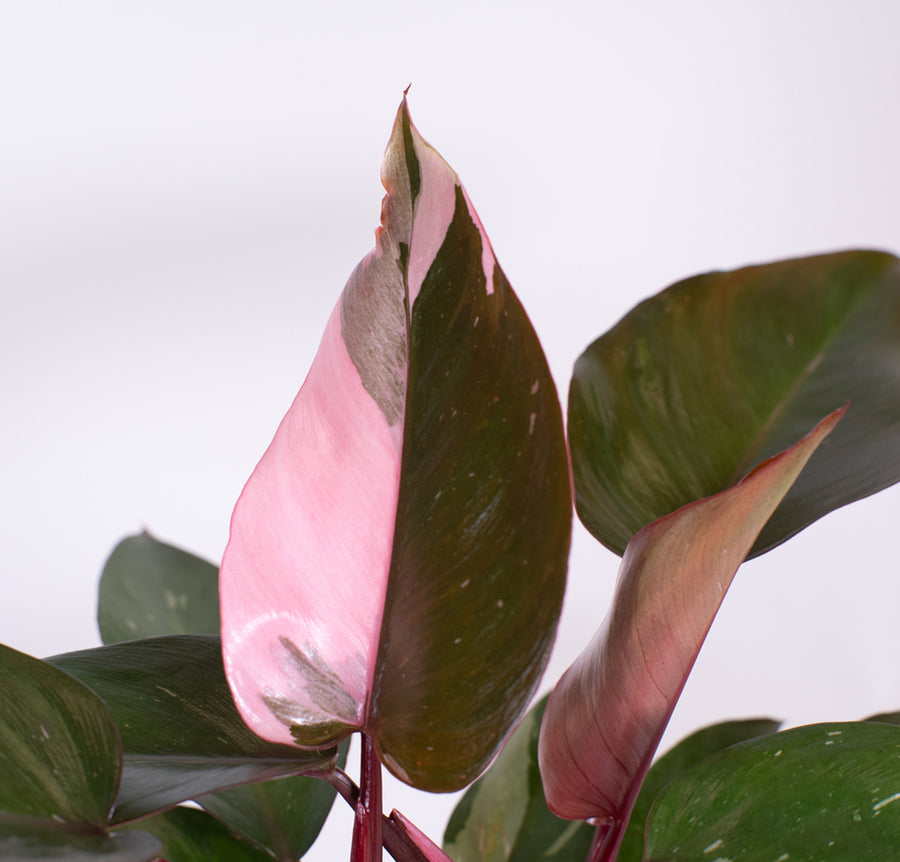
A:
<box><xmin>873</xmin><ymin>792</ymin><xmax>900</xmax><ymax>812</ymax></box>
<box><xmin>164</xmin><ymin>590</ymin><xmax>188</xmax><ymax>611</ymax></box>
<box><xmin>703</xmin><ymin>839</ymin><xmax>723</xmax><ymax>853</ymax></box>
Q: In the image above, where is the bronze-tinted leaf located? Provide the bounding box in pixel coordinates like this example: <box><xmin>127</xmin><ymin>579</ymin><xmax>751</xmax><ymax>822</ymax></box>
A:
<box><xmin>570</xmin><ymin>250</ymin><xmax>900</xmax><ymax>557</ymax></box>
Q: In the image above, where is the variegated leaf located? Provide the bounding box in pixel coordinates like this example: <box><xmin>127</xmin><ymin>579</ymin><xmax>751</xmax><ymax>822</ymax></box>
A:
<box><xmin>220</xmin><ymin>99</ymin><xmax>571</xmax><ymax>791</ymax></box>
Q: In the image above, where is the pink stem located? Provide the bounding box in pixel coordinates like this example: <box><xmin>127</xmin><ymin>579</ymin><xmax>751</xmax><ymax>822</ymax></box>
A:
<box><xmin>324</xmin><ymin>763</ymin><xmax>439</xmax><ymax>860</ymax></box>
<box><xmin>351</xmin><ymin>734</ymin><xmax>383</xmax><ymax>862</ymax></box>
<box><xmin>588</xmin><ymin>819</ymin><xmax>623</xmax><ymax>862</ymax></box>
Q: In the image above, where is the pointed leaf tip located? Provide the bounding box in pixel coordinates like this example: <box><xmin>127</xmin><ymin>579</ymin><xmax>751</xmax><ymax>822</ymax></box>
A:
<box><xmin>221</xmin><ymin>103</ymin><xmax>571</xmax><ymax>791</ymax></box>
<box><xmin>539</xmin><ymin>408</ymin><xmax>842</xmax><ymax>840</ymax></box>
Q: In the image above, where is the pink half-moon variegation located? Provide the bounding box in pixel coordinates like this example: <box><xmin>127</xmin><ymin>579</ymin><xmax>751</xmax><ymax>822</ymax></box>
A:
<box><xmin>219</xmin><ymin>98</ymin><xmax>571</xmax><ymax>779</ymax></box>
<box><xmin>220</xmin><ymin>101</ymin><xmax>439</xmax><ymax>747</ymax></box>
<box><xmin>220</xmin><ymin>297</ymin><xmax>403</xmax><ymax>746</ymax></box>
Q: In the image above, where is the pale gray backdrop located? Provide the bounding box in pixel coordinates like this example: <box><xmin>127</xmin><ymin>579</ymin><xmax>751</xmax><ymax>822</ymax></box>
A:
<box><xmin>3</xmin><ymin>1</ymin><xmax>899</xmax><ymax>857</ymax></box>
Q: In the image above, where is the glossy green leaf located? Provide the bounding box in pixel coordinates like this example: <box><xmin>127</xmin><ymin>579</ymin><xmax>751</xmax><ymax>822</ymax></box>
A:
<box><xmin>444</xmin><ymin>695</ymin><xmax>593</xmax><ymax>862</ymax></box>
<box><xmin>122</xmin><ymin>806</ymin><xmax>274</xmax><ymax>862</ymax></box>
<box><xmin>865</xmin><ymin>711</ymin><xmax>900</xmax><ymax>726</ymax></box>
<box><xmin>220</xmin><ymin>99</ymin><xmax>572</xmax><ymax>792</ymax></box>
<box><xmin>645</xmin><ymin>722</ymin><xmax>900</xmax><ymax>861</ymax></box>
<box><xmin>569</xmin><ymin>249</ymin><xmax>900</xmax><ymax>557</ymax></box>
<box><xmin>0</xmin><ymin>824</ymin><xmax>161</xmax><ymax>861</ymax></box>
<box><xmin>96</xmin><ymin>537</ymin><xmax>341</xmax><ymax>857</ymax></box>
<box><xmin>616</xmin><ymin>718</ymin><xmax>780</xmax><ymax>862</ymax></box>
<box><xmin>98</xmin><ymin>532</ymin><xmax>219</xmax><ymax>643</ymax></box>
<box><xmin>47</xmin><ymin>635</ymin><xmax>334</xmax><ymax>823</ymax></box>
<box><xmin>0</xmin><ymin>644</ymin><xmax>121</xmax><ymax>827</ymax></box>
<box><xmin>199</xmin><ymin>740</ymin><xmax>349</xmax><ymax>861</ymax></box>
<box><xmin>368</xmin><ymin>109</ymin><xmax>571</xmax><ymax>790</ymax></box>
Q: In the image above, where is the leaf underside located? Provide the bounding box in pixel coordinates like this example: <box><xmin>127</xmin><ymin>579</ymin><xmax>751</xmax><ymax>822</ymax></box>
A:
<box><xmin>538</xmin><ymin>410</ymin><xmax>841</xmax><ymax>846</ymax></box>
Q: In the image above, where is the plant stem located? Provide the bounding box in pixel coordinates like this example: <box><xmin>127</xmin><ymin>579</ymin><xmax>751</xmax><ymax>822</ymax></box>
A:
<box><xmin>322</xmin><ymin>766</ymin><xmax>444</xmax><ymax>861</ymax></box>
<box><xmin>351</xmin><ymin>733</ymin><xmax>383</xmax><ymax>862</ymax></box>
<box><xmin>588</xmin><ymin>819</ymin><xmax>622</xmax><ymax>862</ymax></box>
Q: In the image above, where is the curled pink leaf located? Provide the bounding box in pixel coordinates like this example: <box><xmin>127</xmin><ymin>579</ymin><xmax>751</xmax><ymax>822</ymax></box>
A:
<box><xmin>538</xmin><ymin>407</ymin><xmax>844</xmax><ymax>856</ymax></box>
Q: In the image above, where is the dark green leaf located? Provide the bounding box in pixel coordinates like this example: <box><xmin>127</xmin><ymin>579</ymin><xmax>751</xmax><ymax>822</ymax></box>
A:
<box><xmin>645</xmin><ymin>722</ymin><xmax>900</xmax><ymax>861</ymax></box>
<box><xmin>98</xmin><ymin>533</ymin><xmax>219</xmax><ymax>644</ymax></box>
<box><xmin>569</xmin><ymin>249</ymin><xmax>900</xmax><ymax>557</ymax></box>
<box><xmin>616</xmin><ymin>718</ymin><xmax>780</xmax><ymax>862</ymax></box>
<box><xmin>444</xmin><ymin>696</ymin><xmax>593</xmax><ymax>862</ymax></box>
<box><xmin>199</xmin><ymin>739</ymin><xmax>349</xmax><ymax>861</ymax></box>
<box><xmin>370</xmin><ymin>151</ymin><xmax>572</xmax><ymax>793</ymax></box>
<box><xmin>47</xmin><ymin>636</ymin><xmax>335</xmax><ymax>823</ymax></box>
<box><xmin>96</xmin><ymin>539</ymin><xmax>341</xmax><ymax>853</ymax></box>
<box><xmin>0</xmin><ymin>823</ymin><xmax>161</xmax><ymax>861</ymax></box>
<box><xmin>865</xmin><ymin>711</ymin><xmax>900</xmax><ymax>726</ymax></box>
<box><xmin>122</xmin><ymin>806</ymin><xmax>274</xmax><ymax>862</ymax></box>
<box><xmin>0</xmin><ymin>644</ymin><xmax>121</xmax><ymax>827</ymax></box>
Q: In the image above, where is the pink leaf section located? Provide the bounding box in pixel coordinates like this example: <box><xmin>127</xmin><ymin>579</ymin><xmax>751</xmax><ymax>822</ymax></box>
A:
<box><xmin>219</xmin><ymin>104</ymin><xmax>416</xmax><ymax>749</ymax></box>
<box><xmin>405</xmin><ymin>134</ymin><xmax>497</xmax><ymax>305</ymax></box>
<box><xmin>220</xmin><ymin>300</ymin><xmax>402</xmax><ymax>747</ymax></box>
<box><xmin>386</xmin><ymin>810</ymin><xmax>454</xmax><ymax>862</ymax></box>
<box><xmin>219</xmin><ymin>98</ymin><xmax>506</xmax><ymax>751</ymax></box>
<box><xmin>538</xmin><ymin>408</ymin><xmax>845</xmax><ymax>857</ymax></box>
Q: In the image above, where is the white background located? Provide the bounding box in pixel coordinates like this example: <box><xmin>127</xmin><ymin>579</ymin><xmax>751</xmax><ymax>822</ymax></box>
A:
<box><xmin>3</xmin><ymin>2</ymin><xmax>900</xmax><ymax>858</ymax></box>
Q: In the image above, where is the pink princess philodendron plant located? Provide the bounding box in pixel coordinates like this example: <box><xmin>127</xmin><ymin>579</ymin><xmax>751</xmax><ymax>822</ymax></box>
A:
<box><xmin>3</xmin><ymin>99</ymin><xmax>900</xmax><ymax>862</ymax></box>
